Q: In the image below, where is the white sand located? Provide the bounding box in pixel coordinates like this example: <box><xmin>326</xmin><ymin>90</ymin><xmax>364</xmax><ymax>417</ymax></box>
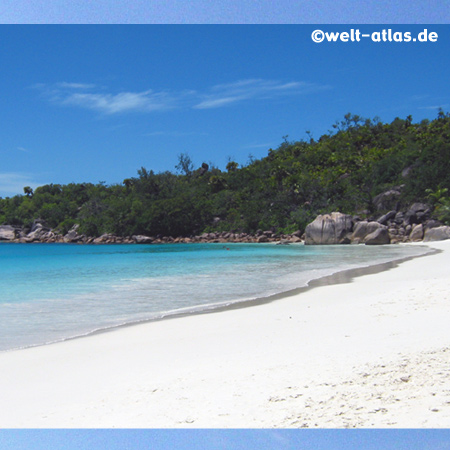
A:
<box><xmin>0</xmin><ymin>240</ymin><xmax>449</xmax><ymax>428</ymax></box>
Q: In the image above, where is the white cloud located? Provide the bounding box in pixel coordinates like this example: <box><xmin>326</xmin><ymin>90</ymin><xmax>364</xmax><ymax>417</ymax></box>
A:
<box><xmin>61</xmin><ymin>90</ymin><xmax>176</xmax><ymax>114</ymax></box>
<box><xmin>195</xmin><ymin>96</ymin><xmax>244</xmax><ymax>109</ymax></box>
<box><xmin>34</xmin><ymin>82</ymin><xmax>178</xmax><ymax>114</ymax></box>
<box><xmin>56</xmin><ymin>82</ymin><xmax>96</xmax><ymax>89</ymax></box>
<box><xmin>36</xmin><ymin>78</ymin><xmax>330</xmax><ymax>114</ymax></box>
<box><xmin>194</xmin><ymin>78</ymin><xmax>328</xmax><ymax>109</ymax></box>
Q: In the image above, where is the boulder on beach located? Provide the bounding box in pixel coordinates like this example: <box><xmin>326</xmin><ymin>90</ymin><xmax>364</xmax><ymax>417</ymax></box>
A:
<box><xmin>305</xmin><ymin>212</ymin><xmax>353</xmax><ymax>245</ymax></box>
<box><xmin>364</xmin><ymin>227</ymin><xmax>391</xmax><ymax>245</ymax></box>
<box><xmin>423</xmin><ymin>226</ymin><xmax>450</xmax><ymax>242</ymax></box>
<box><xmin>350</xmin><ymin>221</ymin><xmax>385</xmax><ymax>244</ymax></box>
<box><xmin>410</xmin><ymin>223</ymin><xmax>424</xmax><ymax>242</ymax></box>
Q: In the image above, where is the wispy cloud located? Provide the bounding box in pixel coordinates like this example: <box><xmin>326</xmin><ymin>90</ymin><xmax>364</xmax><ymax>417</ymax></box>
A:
<box><xmin>194</xmin><ymin>78</ymin><xmax>329</xmax><ymax>109</ymax></box>
<box><xmin>36</xmin><ymin>82</ymin><xmax>180</xmax><ymax>115</ymax></box>
<box><xmin>196</xmin><ymin>96</ymin><xmax>240</xmax><ymax>109</ymax></box>
<box><xmin>0</xmin><ymin>173</ymin><xmax>42</xmax><ymax>197</ymax></box>
<box><xmin>410</xmin><ymin>94</ymin><xmax>449</xmax><ymax>111</ymax></box>
<box><xmin>62</xmin><ymin>90</ymin><xmax>178</xmax><ymax>114</ymax></box>
<box><xmin>16</xmin><ymin>146</ymin><xmax>29</xmax><ymax>153</ymax></box>
<box><xmin>410</xmin><ymin>94</ymin><xmax>430</xmax><ymax>102</ymax></box>
<box><xmin>35</xmin><ymin>79</ymin><xmax>330</xmax><ymax>115</ymax></box>
<box><xmin>56</xmin><ymin>82</ymin><xmax>97</xmax><ymax>90</ymax></box>
<box><xmin>418</xmin><ymin>104</ymin><xmax>449</xmax><ymax>110</ymax></box>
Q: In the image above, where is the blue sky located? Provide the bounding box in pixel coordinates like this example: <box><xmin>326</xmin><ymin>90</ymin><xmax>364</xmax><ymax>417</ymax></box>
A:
<box><xmin>0</xmin><ymin>25</ymin><xmax>449</xmax><ymax>197</ymax></box>
<box><xmin>0</xmin><ymin>0</ymin><xmax>449</xmax><ymax>23</ymax></box>
<box><xmin>1</xmin><ymin>429</ymin><xmax>450</xmax><ymax>450</ymax></box>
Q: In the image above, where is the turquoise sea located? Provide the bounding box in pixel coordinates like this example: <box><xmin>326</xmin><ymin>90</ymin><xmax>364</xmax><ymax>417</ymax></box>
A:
<box><xmin>0</xmin><ymin>242</ymin><xmax>430</xmax><ymax>351</ymax></box>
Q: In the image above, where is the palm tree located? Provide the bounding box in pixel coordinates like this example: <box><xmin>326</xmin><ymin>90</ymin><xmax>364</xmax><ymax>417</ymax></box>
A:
<box><xmin>23</xmin><ymin>186</ymin><xmax>33</xmax><ymax>197</ymax></box>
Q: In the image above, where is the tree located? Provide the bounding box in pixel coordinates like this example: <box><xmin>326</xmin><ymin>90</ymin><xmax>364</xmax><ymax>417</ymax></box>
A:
<box><xmin>175</xmin><ymin>153</ymin><xmax>194</xmax><ymax>176</ymax></box>
<box><xmin>123</xmin><ymin>178</ymin><xmax>133</xmax><ymax>189</ymax></box>
<box><xmin>23</xmin><ymin>186</ymin><xmax>33</xmax><ymax>197</ymax></box>
<box><xmin>226</xmin><ymin>161</ymin><xmax>239</xmax><ymax>172</ymax></box>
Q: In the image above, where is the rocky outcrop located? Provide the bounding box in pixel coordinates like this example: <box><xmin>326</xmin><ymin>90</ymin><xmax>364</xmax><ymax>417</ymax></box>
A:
<box><xmin>424</xmin><ymin>220</ymin><xmax>441</xmax><ymax>230</ymax></box>
<box><xmin>305</xmin><ymin>212</ymin><xmax>353</xmax><ymax>245</ymax></box>
<box><xmin>423</xmin><ymin>226</ymin><xmax>450</xmax><ymax>242</ymax></box>
<box><xmin>364</xmin><ymin>227</ymin><xmax>390</xmax><ymax>245</ymax></box>
<box><xmin>304</xmin><ymin>199</ymin><xmax>441</xmax><ymax>245</ymax></box>
<box><xmin>92</xmin><ymin>234</ymin><xmax>115</xmax><ymax>244</ymax></box>
<box><xmin>64</xmin><ymin>224</ymin><xmax>84</xmax><ymax>243</ymax></box>
<box><xmin>403</xmin><ymin>203</ymin><xmax>431</xmax><ymax>226</ymax></box>
<box><xmin>373</xmin><ymin>186</ymin><xmax>403</xmax><ymax>211</ymax></box>
<box><xmin>376</xmin><ymin>210</ymin><xmax>396</xmax><ymax>225</ymax></box>
<box><xmin>23</xmin><ymin>222</ymin><xmax>51</xmax><ymax>242</ymax></box>
<box><xmin>0</xmin><ymin>226</ymin><xmax>306</xmax><ymax>245</ymax></box>
<box><xmin>132</xmin><ymin>235</ymin><xmax>154</xmax><ymax>244</ymax></box>
<box><xmin>0</xmin><ymin>225</ymin><xmax>16</xmax><ymax>241</ymax></box>
<box><xmin>350</xmin><ymin>221</ymin><xmax>385</xmax><ymax>244</ymax></box>
<box><xmin>410</xmin><ymin>223</ymin><xmax>424</xmax><ymax>242</ymax></box>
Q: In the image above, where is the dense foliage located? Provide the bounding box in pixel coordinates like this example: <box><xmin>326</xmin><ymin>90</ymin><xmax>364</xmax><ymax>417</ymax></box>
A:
<box><xmin>1</xmin><ymin>112</ymin><xmax>450</xmax><ymax>236</ymax></box>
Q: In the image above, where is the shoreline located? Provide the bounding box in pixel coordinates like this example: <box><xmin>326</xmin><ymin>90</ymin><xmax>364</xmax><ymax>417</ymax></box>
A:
<box><xmin>0</xmin><ymin>240</ymin><xmax>449</xmax><ymax>427</ymax></box>
<box><xmin>0</xmin><ymin>243</ymin><xmax>433</xmax><ymax>353</ymax></box>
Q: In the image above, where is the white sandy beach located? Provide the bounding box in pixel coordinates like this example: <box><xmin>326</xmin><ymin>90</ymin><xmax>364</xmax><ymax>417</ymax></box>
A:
<box><xmin>0</xmin><ymin>240</ymin><xmax>449</xmax><ymax>428</ymax></box>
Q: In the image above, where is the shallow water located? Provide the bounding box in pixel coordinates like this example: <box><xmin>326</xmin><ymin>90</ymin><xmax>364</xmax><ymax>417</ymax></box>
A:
<box><xmin>0</xmin><ymin>242</ymin><xmax>430</xmax><ymax>351</ymax></box>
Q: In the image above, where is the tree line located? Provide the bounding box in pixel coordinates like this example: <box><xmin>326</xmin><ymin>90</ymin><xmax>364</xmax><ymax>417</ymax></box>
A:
<box><xmin>1</xmin><ymin>112</ymin><xmax>449</xmax><ymax>237</ymax></box>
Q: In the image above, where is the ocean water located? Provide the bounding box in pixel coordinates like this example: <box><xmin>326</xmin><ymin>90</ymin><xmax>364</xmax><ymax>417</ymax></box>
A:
<box><xmin>0</xmin><ymin>242</ymin><xmax>430</xmax><ymax>351</ymax></box>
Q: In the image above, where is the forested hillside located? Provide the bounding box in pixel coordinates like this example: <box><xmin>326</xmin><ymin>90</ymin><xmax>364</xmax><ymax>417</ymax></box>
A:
<box><xmin>1</xmin><ymin>112</ymin><xmax>449</xmax><ymax>238</ymax></box>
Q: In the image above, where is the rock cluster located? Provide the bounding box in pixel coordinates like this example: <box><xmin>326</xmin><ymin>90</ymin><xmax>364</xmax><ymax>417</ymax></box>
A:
<box><xmin>423</xmin><ymin>226</ymin><xmax>450</xmax><ymax>242</ymax></box>
<box><xmin>0</xmin><ymin>223</ymin><xmax>303</xmax><ymax>245</ymax></box>
<box><xmin>304</xmin><ymin>202</ymin><xmax>449</xmax><ymax>245</ymax></box>
<box><xmin>1</xmin><ymin>200</ymin><xmax>449</xmax><ymax>246</ymax></box>
<box><xmin>0</xmin><ymin>225</ymin><xmax>15</xmax><ymax>241</ymax></box>
<box><xmin>304</xmin><ymin>213</ymin><xmax>353</xmax><ymax>245</ymax></box>
<box><xmin>153</xmin><ymin>230</ymin><xmax>303</xmax><ymax>244</ymax></box>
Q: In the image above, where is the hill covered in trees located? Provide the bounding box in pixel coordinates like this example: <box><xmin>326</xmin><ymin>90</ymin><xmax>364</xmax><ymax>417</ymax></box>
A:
<box><xmin>1</xmin><ymin>112</ymin><xmax>449</xmax><ymax>238</ymax></box>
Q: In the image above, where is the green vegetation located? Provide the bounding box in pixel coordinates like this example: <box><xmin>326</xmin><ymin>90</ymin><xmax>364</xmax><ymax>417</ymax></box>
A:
<box><xmin>1</xmin><ymin>112</ymin><xmax>449</xmax><ymax>237</ymax></box>
<box><xmin>426</xmin><ymin>186</ymin><xmax>450</xmax><ymax>225</ymax></box>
